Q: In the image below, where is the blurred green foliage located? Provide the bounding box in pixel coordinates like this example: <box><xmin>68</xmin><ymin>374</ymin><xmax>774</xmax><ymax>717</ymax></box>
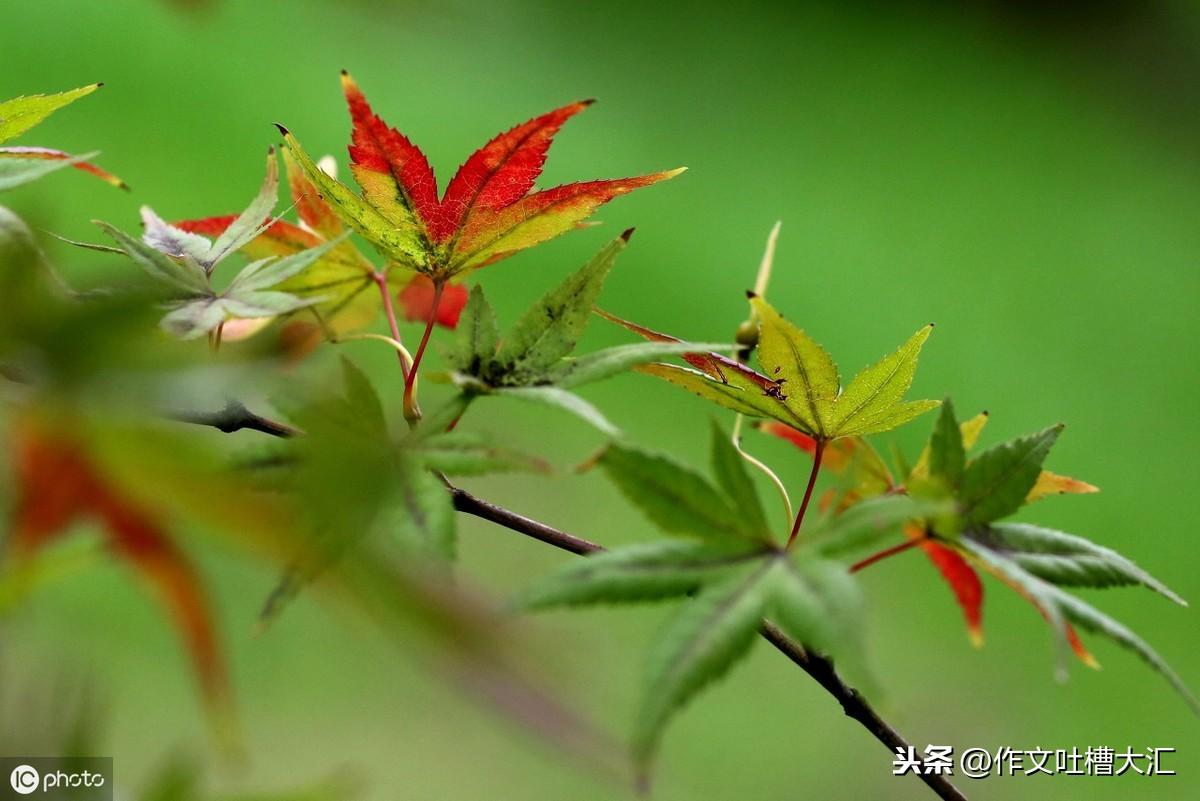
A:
<box><xmin>2</xmin><ymin>1</ymin><xmax>1198</xmax><ymax>799</ymax></box>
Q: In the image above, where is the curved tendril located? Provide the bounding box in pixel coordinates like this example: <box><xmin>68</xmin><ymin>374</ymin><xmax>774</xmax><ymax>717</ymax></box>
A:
<box><xmin>731</xmin><ymin>413</ymin><xmax>793</xmax><ymax>528</ymax></box>
<box><xmin>332</xmin><ymin>333</ymin><xmax>418</xmax><ymax>396</ymax></box>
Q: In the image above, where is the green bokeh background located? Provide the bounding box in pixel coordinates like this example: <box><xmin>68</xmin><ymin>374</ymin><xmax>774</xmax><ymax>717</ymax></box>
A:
<box><xmin>3</xmin><ymin>1</ymin><xmax>1198</xmax><ymax>798</ymax></box>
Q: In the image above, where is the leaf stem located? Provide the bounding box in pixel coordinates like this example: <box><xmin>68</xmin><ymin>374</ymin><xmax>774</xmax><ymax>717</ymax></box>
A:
<box><xmin>402</xmin><ymin>278</ymin><xmax>444</xmax><ymax>424</ymax></box>
<box><xmin>850</xmin><ymin>536</ymin><xmax>923</xmax><ymax>573</ymax></box>
<box><xmin>373</xmin><ymin>271</ymin><xmax>412</xmax><ymax>381</ymax></box>
<box><xmin>787</xmin><ymin>438</ymin><xmax>825</xmax><ymax>548</ymax></box>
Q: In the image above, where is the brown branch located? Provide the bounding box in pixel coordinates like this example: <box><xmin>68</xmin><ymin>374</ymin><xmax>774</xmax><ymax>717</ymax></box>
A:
<box><xmin>172</xmin><ymin>400</ymin><xmax>300</xmax><ymax>438</ymax></box>
<box><xmin>181</xmin><ymin>411</ymin><xmax>966</xmax><ymax>800</ymax></box>
<box><xmin>452</xmin><ymin>486</ymin><xmax>969</xmax><ymax>801</ymax></box>
<box><xmin>452</xmin><ymin>488</ymin><xmax>601</xmax><ymax>556</ymax></box>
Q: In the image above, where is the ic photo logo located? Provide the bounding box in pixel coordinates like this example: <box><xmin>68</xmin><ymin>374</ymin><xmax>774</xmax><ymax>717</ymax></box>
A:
<box><xmin>9</xmin><ymin>765</ymin><xmax>38</xmax><ymax>796</ymax></box>
<box><xmin>2</xmin><ymin>758</ymin><xmax>111</xmax><ymax>799</ymax></box>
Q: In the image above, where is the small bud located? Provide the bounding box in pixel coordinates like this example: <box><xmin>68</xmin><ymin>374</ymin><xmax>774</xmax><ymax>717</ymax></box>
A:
<box><xmin>735</xmin><ymin>320</ymin><xmax>758</xmax><ymax>349</ymax></box>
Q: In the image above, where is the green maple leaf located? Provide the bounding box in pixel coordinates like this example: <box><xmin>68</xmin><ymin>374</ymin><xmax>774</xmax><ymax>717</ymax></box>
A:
<box><xmin>904</xmin><ymin>400</ymin><xmax>1196</xmax><ymax>712</ymax></box>
<box><xmin>604</xmin><ymin>295</ymin><xmax>938</xmax><ymax>442</ymax></box>
<box><xmin>257</xmin><ymin>357</ymin><xmax>546</xmax><ymax>623</ymax></box>
<box><xmin>436</xmin><ymin>232</ymin><xmax>729</xmax><ymax>436</ymax></box>
<box><xmin>0</xmin><ymin>83</ymin><xmax>127</xmax><ymax>191</ymax></box>
<box><xmin>518</xmin><ymin>422</ymin><xmax>938</xmax><ymax>776</ymax></box>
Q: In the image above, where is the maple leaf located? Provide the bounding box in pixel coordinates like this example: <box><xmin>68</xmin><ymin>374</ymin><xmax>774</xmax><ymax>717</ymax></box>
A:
<box><xmin>5</xmin><ymin>417</ymin><xmax>231</xmax><ymax>732</ymax></box>
<box><xmin>435</xmin><ymin>232</ymin><xmax>729</xmax><ymax>436</ymax></box>
<box><xmin>0</xmin><ymin>84</ymin><xmax>126</xmax><ymax>191</ymax></box>
<box><xmin>276</xmin><ymin>72</ymin><xmax>683</xmax><ymax>288</ymax></box>
<box><xmin>256</xmin><ymin>357</ymin><xmax>548</xmax><ymax>623</ymax></box>
<box><xmin>917</xmin><ymin>533</ymin><xmax>984</xmax><ymax>647</ymax></box>
<box><xmin>91</xmin><ymin>151</ymin><xmax>346</xmax><ymax>340</ymax></box>
<box><xmin>602</xmin><ymin>295</ymin><xmax>939</xmax><ymax>443</ymax></box>
<box><xmin>519</xmin><ymin>420</ymin><xmax>942</xmax><ymax>778</ymax></box>
<box><xmin>811</xmin><ymin>399</ymin><xmax>1195</xmax><ymax>710</ymax></box>
<box><xmin>175</xmin><ymin>149</ymin><xmax>470</xmax><ymax>343</ymax></box>
<box><xmin>760</xmin><ymin>396</ymin><xmax>1193</xmax><ymax>712</ymax></box>
<box><xmin>761</xmin><ymin>402</ymin><xmax>1105</xmax><ymax>643</ymax></box>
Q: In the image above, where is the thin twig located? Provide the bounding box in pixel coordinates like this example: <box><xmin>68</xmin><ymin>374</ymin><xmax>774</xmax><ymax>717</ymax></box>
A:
<box><xmin>172</xmin><ymin>401</ymin><xmax>299</xmax><ymax>438</ymax></box>
<box><xmin>181</xmin><ymin>411</ymin><xmax>968</xmax><ymax>801</ymax></box>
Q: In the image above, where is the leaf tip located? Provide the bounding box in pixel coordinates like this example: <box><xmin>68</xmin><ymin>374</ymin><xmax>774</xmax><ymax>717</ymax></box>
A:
<box><xmin>745</xmin><ymin>289</ymin><xmax>757</xmax><ymax>299</ymax></box>
<box><xmin>581</xmin><ymin>97</ymin><xmax>597</xmax><ymax>107</ymax></box>
<box><xmin>620</xmin><ymin>227</ymin><xmax>635</xmax><ymax>242</ymax></box>
<box><xmin>272</xmin><ymin>122</ymin><xmax>290</xmax><ymax>136</ymax></box>
<box><xmin>967</xmin><ymin>626</ymin><xmax>984</xmax><ymax>649</ymax></box>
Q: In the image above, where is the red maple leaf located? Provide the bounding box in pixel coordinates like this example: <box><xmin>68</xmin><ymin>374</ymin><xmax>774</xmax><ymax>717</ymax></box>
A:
<box><xmin>7</xmin><ymin>420</ymin><xmax>231</xmax><ymax>726</ymax></box>
<box><xmin>276</xmin><ymin>72</ymin><xmax>684</xmax><ymax>281</ymax></box>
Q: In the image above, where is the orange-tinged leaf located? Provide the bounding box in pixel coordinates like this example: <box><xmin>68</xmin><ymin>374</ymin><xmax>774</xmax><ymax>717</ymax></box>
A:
<box><xmin>755</xmin><ymin>422</ymin><xmax>896</xmax><ymax>511</ymax></box>
<box><xmin>280</xmin><ymin>75</ymin><xmax>682</xmax><ymax>278</ymax></box>
<box><xmin>596</xmin><ymin>307</ymin><xmax>736</xmax><ymax>380</ymax></box>
<box><xmin>757</xmin><ymin>422</ymin><xmax>857</xmax><ymax>471</ymax></box>
<box><xmin>177</xmin><ymin>214</ymin><xmax>372</xmax><ymax>281</ymax></box>
<box><xmin>177</xmin><ymin>215</ymin><xmax>321</xmax><ymax>258</ymax></box>
<box><xmin>439</xmin><ymin>100</ymin><xmax>592</xmax><ymax>240</ymax></box>
<box><xmin>1066</xmin><ymin>625</ymin><xmax>1101</xmax><ymax>670</ymax></box>
<box><xmin>341</xmin><ymin>71</ymin><xmax>439</xmax><ymax>238</ymax></box>
<box><xmin>279</xmin><ymin>125</ymin><xmax>428</xmax><ymax>265</ymax></box>
<box><xmin>277</xmin><ymin>320</ymin><xmax>325</xmax><ymax>365</ymax></box>
<box><xmin>0</xmin><ymin>146</ymin><xmax>127</xmax><ymax>189</ymax></box>
<box><xmin>175</xmin><ymin>214</ymin><xmax>378</xmax><ymax>338</ymax></box>
<box><xmin>398</xmin><ymin>276</ymin><xmax>469</xmax><ymax>329</ymax></box>
<box><xmin>283</xmin><ymin>146</ymin><xmax>343</xmax><ymax>239</ymax></box>
<box><xmin>8</xmin><ymin>422</ymin><xmax>232</xmax><ymax>722</ymax></box>
<box><xmin>1026</xmin><ymin>470</ymin><xmax>1099</xmax><ymax>504</ymax></box>
<box><xmin>451</xmin><ymin>171</ymin><xmax>684</xmax><ymax>273</ymax></box>
<box><xmin>920</xmin><ymin>538</ymin><xmax>984</xmax><ymax>647</ymax></box>
<box><xmin>967</xmin><ymin>545</ymin><xmax>1101</xmax><ymax>670</ymax></box>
